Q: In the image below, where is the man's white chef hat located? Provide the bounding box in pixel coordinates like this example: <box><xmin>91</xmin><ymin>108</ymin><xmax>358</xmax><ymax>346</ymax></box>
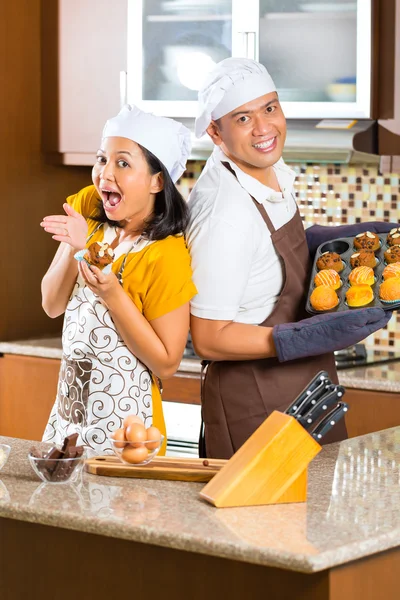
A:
<box><xmin>195</xmin><ymin>58</ymin><xmax>276</xmax><ymax>138</ymax></box>
<box><xmin>102</xmin><ymin>104</ymin><xmax>192</xmax><ymax>183</ymax></box>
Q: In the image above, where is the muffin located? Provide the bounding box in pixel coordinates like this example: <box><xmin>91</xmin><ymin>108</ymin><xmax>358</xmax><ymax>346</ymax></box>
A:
<box><xmin>84</xmin><ymin>241</ymin><xmax>114</xmax><ymax>269</ymax></box>
<box><xmin>314</xmin><ymin>269</ymin><xmax>341</xmax><ymax>290</ymax></box>
<box><xmin>310</xmin><ymin>285</ymin><xmax>339</xmax><ymax>311</ymax></box>
<box><xmin>350</xmin><ymin>250</ymin><xmax>376</xmax><ymax>269</ymax></box>
<box><xmin>316</xmin><ymin>252</ymin><xmax>344</xmax><ymax>273</ymax></box>
<box><xmin>384</xmin><ymin>245</ymin><xmax>400</xmax><ymax>264</ymax></box>
<box><xmin>353</xmin><ymin>231</ymin><xmax>380</xmax><ymax>252</ymax></box>
<box><xmin>386</xmin><ymin>227</ymin><xmax>400</xmax><ymax>247</ymax></box>
<box><xmin>379</xmin><ymin>278</ymin><xmax>400</xmax><ymax>303</ymax></box>
<box><xmin>346</xmin><ymin>284</ymin><xmax>374</xmax><ymax>307</ymax></box>
<box><xmin>348</xmin><ymin>266</ymin><xmax>375</xmax><ymax>286</ymax></box>
<box><xmin>382</xmin><ymin>263</ymin><xmax>400</xmax><ymax>280</ymax></box>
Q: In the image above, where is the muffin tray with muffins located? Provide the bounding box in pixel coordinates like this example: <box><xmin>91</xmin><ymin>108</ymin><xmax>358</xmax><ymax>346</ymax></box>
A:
<box><xmin>306</xmin><ymin>228</ymin><xmax>400</xmax><ymax>315</ymax></box>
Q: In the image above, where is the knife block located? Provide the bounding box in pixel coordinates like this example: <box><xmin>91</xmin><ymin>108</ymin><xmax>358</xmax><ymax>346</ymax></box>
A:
<box><xmin>199</xmin><ymin>410</ymin><xmax>321</xmax><ymax>508</ymax></box>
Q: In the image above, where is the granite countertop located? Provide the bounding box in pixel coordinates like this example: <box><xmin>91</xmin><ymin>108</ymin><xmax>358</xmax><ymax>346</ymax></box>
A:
<box><xmin>1</xmin><ymin>428</ymin><xmax>400</xmax><ymax>573</ymax></box>
<box><xmin>1</xmin><ymin>337</ymin><xmax>400</xmax><ymax>390</ymax></box>
<box><xmin>338</xmin><ymin>362</ymin><xmax>400</xmax><ymax>393</ymax></box>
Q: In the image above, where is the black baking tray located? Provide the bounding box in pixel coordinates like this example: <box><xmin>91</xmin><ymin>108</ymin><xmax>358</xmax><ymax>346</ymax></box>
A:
<box><xmin>306</xmin><ymin>233</ymin><xmax>399</xmax><ymax>315</ymax></box>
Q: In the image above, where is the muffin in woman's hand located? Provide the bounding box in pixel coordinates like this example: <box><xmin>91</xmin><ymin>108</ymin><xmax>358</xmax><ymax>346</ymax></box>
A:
<box><xmin>379</xmin><ymin>278</ymin><xmax>400</xmax><ymax>304</ymax></box>
<box><xmin>382</xmin><ymin>263</ymin><xmax>400</xmax><ymax>280</ymax></box>
<box><xmin>353</xmin><ymin>231</ymin><xmax>380</xmax><ymax>252</ymax></box>
<box><xmin>310</xmin><ymin>285</ymin><xmax>339</xmax><ymax>311</ymax></box>
<box><xmin>346</xmin><ymin>284</ymin><xmax>374</xmax><ymax>307</ymax></box>
<box><xmin>384</xmin><ymin>245</ymin><xmax>400</xmax><ymax>265</ymax></box>
<box><xmin>84</xmin><ymin>241</ymin><xmax>114</xmax><ymax>269</ymax></box>
<box><xmin>350</xmin><ymin>250</ymin><xmax>376</xmax><ymax>269</ymax></box>
<box><xmin>316</xmin><ymin>252</ymin><xmax>344</xmax><ymax>273</ymax></box>
<box><xmin>386</xmin><ymin>227</ymin><xmax>400</xmax><ymax>247</ymax></box>
<box><xmin>314</xmin><ymin>269</ymin><xmax>341</xmax><ymax>290</ymax></box>
<box><xmin>348</xmin><ymin>266</ymin><xmax>375</xmax><ymax>286</ymax></box>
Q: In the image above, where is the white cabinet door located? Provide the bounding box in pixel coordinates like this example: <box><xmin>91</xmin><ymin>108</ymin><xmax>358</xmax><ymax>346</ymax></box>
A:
<box><xmin>127</xmin><ymin>0</ymin><xmax>233</xmax><ymax>117</ymax></box>
<box><xmin>257</xmin><ymin>0</ymin><xmax>372</xmax><ymax>118</ymax></box>
<box><xmin>59</xmin><ymin>0</ymin><xmax>127</xmax><ymax>157</ymax></box>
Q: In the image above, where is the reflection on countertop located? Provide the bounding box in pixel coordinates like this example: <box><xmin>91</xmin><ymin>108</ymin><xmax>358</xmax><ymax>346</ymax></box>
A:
<box><xmin>1</xmin><ymin>337</ymin><xmax>400</xmax><ymax>390</ymax></box>
<box><xmin>0</xmin><ymin>429</ymin><xmax>400</xmax><ymax>573</ymax></box>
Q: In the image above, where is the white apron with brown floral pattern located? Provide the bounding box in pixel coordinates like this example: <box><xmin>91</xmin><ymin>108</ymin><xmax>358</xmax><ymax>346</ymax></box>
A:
<box><xmin>43</xmin><ymin>231</ymin><xmax>153</xmax><ymax>454</ymax></box>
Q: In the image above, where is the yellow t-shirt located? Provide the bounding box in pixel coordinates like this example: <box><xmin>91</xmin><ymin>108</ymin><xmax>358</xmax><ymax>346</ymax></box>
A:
<box><xmin>67</xmin><ymin>185</ymin><xmax>197</xmax><ymax>454</ymax></box>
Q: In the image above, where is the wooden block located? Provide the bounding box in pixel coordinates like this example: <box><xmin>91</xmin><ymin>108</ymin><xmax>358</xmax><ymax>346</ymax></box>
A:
<box><xmin>84</xmin><ymin>455</ymin><xmax>227</xmax><ymax>483</ymax></box>
<box><xmin>199</xmin><ymin>411</ymin><xmax>321</xmax><ymax>508</ymax></box>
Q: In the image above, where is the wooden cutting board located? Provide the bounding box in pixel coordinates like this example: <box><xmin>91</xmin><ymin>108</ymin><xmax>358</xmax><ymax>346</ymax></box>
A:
<box><xmin>84</xmin><ymin>455</ymin><xmax>227</xmax><ymax>482</ymax></box>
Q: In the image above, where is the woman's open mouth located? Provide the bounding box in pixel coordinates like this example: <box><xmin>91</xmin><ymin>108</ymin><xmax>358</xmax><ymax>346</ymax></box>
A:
<box><xmin>101</xmin><ymin>190</ymin><xmax>123</xmax><ymax>213</ymax></box>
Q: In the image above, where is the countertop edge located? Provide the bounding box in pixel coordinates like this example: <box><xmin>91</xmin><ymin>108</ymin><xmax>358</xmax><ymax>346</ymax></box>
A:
<box><xmin>0</xmin><ymin>493</ymin><xmax>399</xmax><ymax>574</ymax></box>
<box><xmin>1</xmin><ymin>339</ymin><xmax>400</xmax><ymax>390</ymax></box>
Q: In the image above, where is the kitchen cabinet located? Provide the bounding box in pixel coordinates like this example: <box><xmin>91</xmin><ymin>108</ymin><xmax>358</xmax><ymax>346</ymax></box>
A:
<box><xmin>0</xmin><ymin>353</ymin><xmax>200</xmax><ymax>441</ymax></box>
<box><xmin>43</xmin><ymin>0</ymin><xmax>398</xmax><ymax>165</ymax></box>
<box><xmin>0</xmin><ymin>355</ymin><xmax>60</xmax><ymax>441</ymax></box>
<box><xmin>2</xmin><ymin>430</ymin><xmax>400</xmax><ymax>600</ymax></box>
<box><xmin>2</xmin><ymin>349</ymin><xmax>400</xmax><ymax>443</ymax></box>
<box><xmin>127</xmin><ymin>0</ymin><xmax>394</xmax><ymax>120</ymax></box>
<box><xmin>42</xmin><ymin>0</ymin><xmax>128</xmax><ymax>164</ymax></box>
<box><xmin>342</xmin><ymin>387</ymin><xmax>400</xmax><ymax>439</ymax></box>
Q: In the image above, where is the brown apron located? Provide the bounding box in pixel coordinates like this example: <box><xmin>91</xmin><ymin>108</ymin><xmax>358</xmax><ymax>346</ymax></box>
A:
<box><xmin>200</xmin><ymin>163</ymin><xmax>347</xmax><ymax>459</ymax></box>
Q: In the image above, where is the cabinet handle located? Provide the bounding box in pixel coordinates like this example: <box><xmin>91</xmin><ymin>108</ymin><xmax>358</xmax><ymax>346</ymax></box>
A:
<box><xmin>240</xmin><ymin>31</ymin><xmax>257</xmax><ymax>61</ymax></box>
<box><xmin>119</xmin><ymin>71</ymin><xmax>128</xmax><ymax>107</ymax></box>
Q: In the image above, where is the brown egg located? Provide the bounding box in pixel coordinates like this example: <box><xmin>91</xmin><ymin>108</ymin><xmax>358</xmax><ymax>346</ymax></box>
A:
<box><xmin>123</xmin><ymin>414</ymin><xmax>144</xmax><ymax>428</ymax></box>
<box><xmin>146</xmin><ymin>426</ymin><xmax>162</xmax><ymax>450</ymax></box>
<box><xmin>112</xmin><ymin>428</ymin><xmax>126</xmax><ymax>449</ymax></box>
<box><xmin>121</xmin><ymin>445</ymin><xmax>149</xmax><ymax>464</ymax></box>
<box><xmin>125</xmin><ymin>423</ymin><xmax>147</xmax><ymax>447</ymax></box>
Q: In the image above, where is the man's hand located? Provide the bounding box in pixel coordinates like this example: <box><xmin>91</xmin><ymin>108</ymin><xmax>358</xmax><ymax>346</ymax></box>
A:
<box><xmin>273</xmin><ymin>308</ymin><xmax>392</xmax><ymax>363</ymax></box>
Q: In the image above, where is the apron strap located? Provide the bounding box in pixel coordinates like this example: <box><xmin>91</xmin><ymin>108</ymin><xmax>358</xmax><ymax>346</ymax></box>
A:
<box><xmin>221</xmin><ymin>161</ymin><xmax>276</xmax><ymax>234</ymax></box>
<box><xmin>116</xmin><ymin>234</ymin><xmax>145</xmax><ymax>283</ymax></box>
<box><xmin>86</xmin><ymin>222</ymin><xmax>104</xmax><ymax>244</ymax></box>
<box><xmin>198</xmin><ymin>360</ymin><xmax>211</xmax><ymax>459</ymax></box>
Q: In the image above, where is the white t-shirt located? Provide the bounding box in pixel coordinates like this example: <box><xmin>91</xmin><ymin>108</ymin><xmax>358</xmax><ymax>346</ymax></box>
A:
<box><xmin>187</xmin><ymin>146</ymin><xmax>297</xmax><ymax>325</ymax></box>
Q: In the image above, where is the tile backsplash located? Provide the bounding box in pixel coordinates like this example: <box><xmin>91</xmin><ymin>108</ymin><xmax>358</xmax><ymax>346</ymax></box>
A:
<box><xmin>177</xmin><ymin>161</ymin><xmax>400</xmax><ymax>353</ymax></box>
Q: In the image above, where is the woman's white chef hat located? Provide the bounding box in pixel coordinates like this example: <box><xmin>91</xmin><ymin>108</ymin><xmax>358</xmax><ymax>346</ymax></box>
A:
<box><xmin>102</xmin><ymin>104</ymin><xmax>192</xmax><ymax>183</ymax></box>
<box><xmin>195</xmin><ymin>58</ymin><xmax>276</xmax><ymax>138</ymax></box>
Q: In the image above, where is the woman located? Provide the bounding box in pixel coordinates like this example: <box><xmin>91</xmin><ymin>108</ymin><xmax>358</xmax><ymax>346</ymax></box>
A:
<box><xmin>41</xmin><ymin>105</ymin><xmax>197</xmax><ymax>454</ymax></box>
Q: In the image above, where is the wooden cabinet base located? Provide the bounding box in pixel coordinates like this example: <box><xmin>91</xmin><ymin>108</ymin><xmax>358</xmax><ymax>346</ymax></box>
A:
<box><xmin>1</xmin><ymin>351</ymin><xmax>399</xmax><ymax>444</ymax></box>
<box><xmin>0</xmin><ymin>355</ymin><xmax>60</xmax><ymax>440</ymax></box>
<box><xmin>344</xmin><ymin>387</ymin><xmax>400</xmax><ymax>438</ymax></box>
<box><xmin>0</xmin><ymin>517</ymin><xmax>399</xmax><ymax>600</ymax></box>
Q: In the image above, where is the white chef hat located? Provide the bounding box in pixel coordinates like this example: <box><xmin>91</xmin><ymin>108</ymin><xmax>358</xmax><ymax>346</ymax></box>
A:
<box><xmin>195</xmin><ymin>58</ymin><xmax>276</xmax><ymax>138</ymax></box>
<box><xmin>102</xmin><ymin>104</ymin><xmax>192</xmax><ymax>183</ymax></box>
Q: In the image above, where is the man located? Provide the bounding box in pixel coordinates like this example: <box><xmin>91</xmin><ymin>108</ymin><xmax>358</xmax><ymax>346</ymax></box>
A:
<box><xmin>187</xmin><ymin>58</ymin><xmax>393</xmax><ymax>459</ymax></box>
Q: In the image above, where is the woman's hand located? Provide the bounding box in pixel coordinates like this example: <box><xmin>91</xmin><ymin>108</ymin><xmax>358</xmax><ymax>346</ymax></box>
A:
<box><xmin>78</xmin><ymin>261</ymin><xmax>121</xmax><ymax>305</ymax></box>
<box><xmin>40</xmin><ymin>203</ymin><xmax>88</xmax><ymax>250</ymax></box>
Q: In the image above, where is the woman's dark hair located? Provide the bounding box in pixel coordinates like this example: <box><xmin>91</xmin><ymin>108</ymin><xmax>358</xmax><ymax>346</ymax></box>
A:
<box><xmin>93</xmin><ymin>144</ymin><xmax>189</xmax><ymax>240</ymax></box>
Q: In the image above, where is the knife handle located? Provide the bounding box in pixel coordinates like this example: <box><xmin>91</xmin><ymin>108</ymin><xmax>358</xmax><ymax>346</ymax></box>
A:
<box><xmin>311</xmin><ymin>402</ymin><xmax>349</xmax><ymax>442</ymax></box>
<box><xmin>297</xmin><ymin>385</ymin><xmax>346</xmax><ymax>430</ymax></box>
<box><xmin>285</xmin><ymin>370</ymin><xmax>331</xmax><ymax>416</ymax></box>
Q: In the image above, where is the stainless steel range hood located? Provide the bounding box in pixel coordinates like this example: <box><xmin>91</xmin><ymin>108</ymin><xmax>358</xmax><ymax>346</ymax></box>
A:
<box><xmin>185</xmin><ymin>119</ymin><xmax>380</xmax><ymax>165</ymax></box>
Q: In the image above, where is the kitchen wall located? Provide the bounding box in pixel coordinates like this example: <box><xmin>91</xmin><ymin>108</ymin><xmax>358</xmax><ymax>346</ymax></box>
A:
<box><xmin>178</xmin><ymin>161</ymin><xmax>400</xmax><ymax>353</ymax></box>
<box><xmin>1</xmin><ymin>0</ymin><xmax>92</xmax><ymax>341</ymax></box>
